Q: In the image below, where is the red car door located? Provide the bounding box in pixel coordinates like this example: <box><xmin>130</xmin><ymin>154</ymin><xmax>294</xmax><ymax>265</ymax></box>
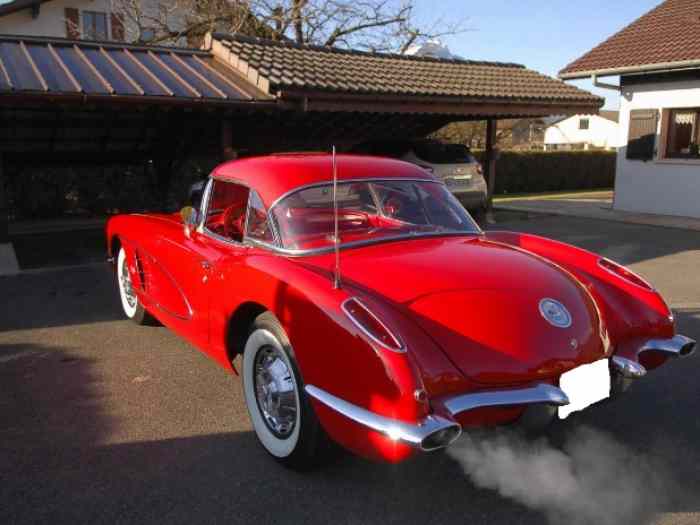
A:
<box><xmin>148</xmin><ymin>225</ymin><xmax>214</xmax><ymax>351</ymax></box>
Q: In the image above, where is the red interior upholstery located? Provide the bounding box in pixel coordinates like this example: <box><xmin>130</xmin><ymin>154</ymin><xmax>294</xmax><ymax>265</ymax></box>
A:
<box><xmin>223</xmin><ymin>203</ymin><xmax>247</xmax><ymax>241</ymax></box>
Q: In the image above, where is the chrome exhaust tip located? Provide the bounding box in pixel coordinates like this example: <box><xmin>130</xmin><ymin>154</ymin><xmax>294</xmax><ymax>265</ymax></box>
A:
<box><xmin>420</xmin><ymin>423</ymin><xmax>462</xmax><ymax>452</ymax></box>
<box><xmin>641</xmin><ymin>334</ymin><xmax>696</xmax><ymax>358</ymax></box>
<box><xmin>679</xmin><ymin>338</ymin><xmax>696</xmax><ymax>357</ymax></box>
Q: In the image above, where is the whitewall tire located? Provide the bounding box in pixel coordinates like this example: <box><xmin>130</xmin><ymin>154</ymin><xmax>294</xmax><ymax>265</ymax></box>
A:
<box><xmin>116</xmin><ymin>246</ymin><xmax>154</xmax><ymax>325</ymax></box>
<box><xmin>242</xmin><ymin>312</ymin><xmax>331</xmax><ymax>469</ymax></box>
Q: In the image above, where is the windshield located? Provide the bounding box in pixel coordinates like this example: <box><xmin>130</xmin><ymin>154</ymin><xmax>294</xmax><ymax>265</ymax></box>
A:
<box><xmin>270</xmin><ymin>180</ymin><xmax>480</xmax><ymax>251</ymax></box>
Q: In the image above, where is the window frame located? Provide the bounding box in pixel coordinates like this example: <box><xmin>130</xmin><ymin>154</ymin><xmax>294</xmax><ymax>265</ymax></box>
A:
<box><xmin>81</xmin><ymin>10</ymin><xmax>109</xmax><ymax>40</ymax></box>
<box><xmin>661</xmin><ymin>107</ymin><xmax>700</xmax><ymax>160</ymax></box>
<box><xmin>244</xmin><ymin>189</ymin><xmax>276</xmax><ymax>244</ymax></box>
<box><xmin>578</xmin><ymin>118</ymin><xmax>590</xmax><ymax>130</ymax></box>
<box><xmin>199</xmin><ymin>177</ymin><xmax>253</xmax><ymax>247</ymax></box>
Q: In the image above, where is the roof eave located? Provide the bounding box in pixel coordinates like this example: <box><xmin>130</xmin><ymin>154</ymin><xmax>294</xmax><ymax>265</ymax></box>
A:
<box><xmin>278</xmin><ymin>88</ymin><xmax>602</xmax><ymax>117</ymax></box>
<box><xmin>560</xmin><ymin>58</ymin><xmax>700</xmax><ymax>80</ymax></box>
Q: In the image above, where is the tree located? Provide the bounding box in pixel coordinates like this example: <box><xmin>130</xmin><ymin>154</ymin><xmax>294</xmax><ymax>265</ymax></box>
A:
<box><xmin>112</xmin><ymin>0</ymin><xmax>467</xmax><ymax>52</ymax></box>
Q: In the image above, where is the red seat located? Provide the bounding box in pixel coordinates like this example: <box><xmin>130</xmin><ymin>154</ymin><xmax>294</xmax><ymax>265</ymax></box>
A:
<box><xmin>223</xmin><ymin>201</ymin><xmax>247</xmax><ymax>241</ymax></box>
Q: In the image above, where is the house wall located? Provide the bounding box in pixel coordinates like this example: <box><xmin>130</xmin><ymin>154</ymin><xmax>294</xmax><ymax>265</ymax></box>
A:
<box><xmin>544</xmin><ymin>114</ymin><xmax>620</xmax><ymax>150</ymax></box>
<box><xmin>0</xmin><ymin>0</ymin><xmax>180</xmax><ymax>43</ymax></box>
<box><xmin>615</xmin><ymin>77</ymin><xmax>700</xmax><ymax>219</ymax></box>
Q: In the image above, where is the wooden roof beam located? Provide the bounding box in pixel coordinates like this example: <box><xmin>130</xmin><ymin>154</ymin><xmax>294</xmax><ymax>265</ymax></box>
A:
<box><xmin>19</xmin><ymin>40</ymin><xmax>48</xmax><ymax>91</ymax></box>
<box><xmin>99</xmin><ymin>48</ymin><xmax>144</xmax><ymax>95</ymax></box>
<box><xmin>123</xmin><ymin>48</ymin><xmax>173</xmax><ymax>96</ymax></box>
<box><xmin>74</xmin><ymin>44</ymin><xmax>114</xmax><ymax>94</ymax></box>
<box><xmin>147</xmin><ymin>50</ymin><xmax>201</xmax><ymax>98</ymax></box>
<box><xmin>47</xmin><ymin>43</ymin><xmax>82</xmax><ymax>92</ymax></box>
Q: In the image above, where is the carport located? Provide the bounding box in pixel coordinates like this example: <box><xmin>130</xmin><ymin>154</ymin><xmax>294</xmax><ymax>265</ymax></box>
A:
<box><xmin>0</xmin><ymin>32</ymin><xmax>602</xmax><ymax>254</ymax></box>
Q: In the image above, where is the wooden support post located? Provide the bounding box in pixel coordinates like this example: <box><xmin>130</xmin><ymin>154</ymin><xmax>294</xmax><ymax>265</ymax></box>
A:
<box><xmin>0</xmin><ymin>152</ymin><xmax>7</xmax><ymax>243</ymax></box>
<box><xmin>485</xmin><ymin>118</ymin><xmax>498</xmax><ymax>223</ymax></box>
<box><xmin>222</xmin><ymin>120</ymin><xmax>236</xmax><ymax>161</ymax></box>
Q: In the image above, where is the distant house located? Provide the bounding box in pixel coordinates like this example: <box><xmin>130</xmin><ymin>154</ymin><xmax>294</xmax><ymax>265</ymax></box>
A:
<box><xmin>510</xmin><ymin>116</ymin><xmax>565</xmax><ymax>150</ymax></box>
<box><xmin>560</xmin><ymin>0</ymin><xmax>700</xmax><ymax>219</ymax></box>
<box><xmin>543</xmin><ymin>111</ymin><xmax>620</xmax><ymax>151</ymax></box>
<box><xmin>0</xmin><ymin>0</ymin><xmax>176</xmax><ymax>43</ymax></box>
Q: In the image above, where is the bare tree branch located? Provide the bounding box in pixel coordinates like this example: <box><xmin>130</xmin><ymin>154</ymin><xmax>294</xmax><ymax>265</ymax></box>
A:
<box><xmin>111</xmin><ymin>0</ymin><xmax>469</xmax><ymax>53</ymax></box>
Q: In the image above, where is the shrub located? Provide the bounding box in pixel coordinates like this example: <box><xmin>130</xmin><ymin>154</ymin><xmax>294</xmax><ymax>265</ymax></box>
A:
<box><xmin>472</xmin><ymin>151</ymin><xmax>616</xmax><ymax>195</ymax></box>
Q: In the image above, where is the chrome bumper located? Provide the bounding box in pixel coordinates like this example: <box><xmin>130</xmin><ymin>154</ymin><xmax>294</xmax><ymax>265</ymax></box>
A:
<box><xmin>305</xmin><ymin>382</ymin><xmax>570</xmax><ymax>452</ymax></box>
<box><xmin>610</xmin><ymin>334</ymin><xmax>695</xmax><ymax>397</ymax></box>
<box><xmin>441</xmin><ymin>383</ymin><xmax>568</xmax><ymax>416</ymax></box>
<box><xmin>612</xmin><ymin>334</ymin><xmax>696</xmax><ymax>379</ymax></box>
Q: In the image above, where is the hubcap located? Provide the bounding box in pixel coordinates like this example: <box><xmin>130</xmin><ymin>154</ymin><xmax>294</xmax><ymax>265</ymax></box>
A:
<box><xmin>120</xmin><ymin>257</ymin><xmax>137</xmax><ymax>309</ymax></box>
<box><xmin>253</xmin><ymin>346</ymin><xmax>298</xmax><ymax>438</ymax></box>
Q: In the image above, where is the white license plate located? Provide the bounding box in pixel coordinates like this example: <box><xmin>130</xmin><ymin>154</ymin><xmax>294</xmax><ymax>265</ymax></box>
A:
<box><xmin>558</xmin><ymin>359</ymin><xmax>610</xmax><ymax>419</ymax></box>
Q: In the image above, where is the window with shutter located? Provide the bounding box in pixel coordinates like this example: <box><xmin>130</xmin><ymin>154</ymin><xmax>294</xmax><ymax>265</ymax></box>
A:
<box><xmin>626</xmin><ymin>109</ymin><xmax>658</xmax><ymax>161</ymax></box>
<box><xmin>664</xmin><ymin>108</ymin><xmax>700</xmax><ymax>159</ymax></box>
<box><xmin>64</xmin><ymin>8</ymin><xmax>80</xmax><ymax>39</ymax></box>
<box><xmin>111</xmin><ymin>13</ymin><xmax>125</xmax><ymax>41</ymax></box>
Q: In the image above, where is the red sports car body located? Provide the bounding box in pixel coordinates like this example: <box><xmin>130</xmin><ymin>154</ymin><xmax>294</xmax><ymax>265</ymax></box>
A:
<box><xmin>106</xmin><ymin>153</ymin><xmax>695</xmax><ymax>468</ymax></box>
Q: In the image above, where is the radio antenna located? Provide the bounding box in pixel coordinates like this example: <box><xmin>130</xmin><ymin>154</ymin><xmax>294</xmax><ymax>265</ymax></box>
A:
<box><xmin>332</xmin><ymin>145</ymin><xmax>341</xmax><ymax>289</ymax></box>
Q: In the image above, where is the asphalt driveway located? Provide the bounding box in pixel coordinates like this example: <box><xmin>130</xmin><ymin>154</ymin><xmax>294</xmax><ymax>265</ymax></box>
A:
<box><xmin>1</xmin><ymin>215</ymin><xmax>699</xmax><ymax>525</ymax></box>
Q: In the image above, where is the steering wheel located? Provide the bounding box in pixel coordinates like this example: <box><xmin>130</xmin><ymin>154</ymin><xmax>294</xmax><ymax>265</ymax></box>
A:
<box><xmin>222</xmin><ymin>203</ymin><xmax>247</xmax><ymax>241</ymax></box>
<box><xmin>383</xmin><ymin>197</ymin><xmax>402</xmax><ymax>218</ymax></box>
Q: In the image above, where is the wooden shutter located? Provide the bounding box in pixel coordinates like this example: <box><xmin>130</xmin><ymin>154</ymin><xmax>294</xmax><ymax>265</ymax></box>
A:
<box><xmin>626</xmin><ymin>109</ymin><xmax>658</xmax><ymax>161</ymax></box>
<box><xmin>65</xmin><ymin>8</ymin><xmax>80</xmax><ymax>39</ymax></box>
<box><xmin>111</xmin><ymin>13</ymin><xmax>125</xmax><ymax>41</ymax></box>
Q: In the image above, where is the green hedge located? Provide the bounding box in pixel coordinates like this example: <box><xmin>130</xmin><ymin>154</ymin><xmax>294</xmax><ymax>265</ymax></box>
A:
<box><xmin>472</xmin><ymin>151</ymin><xmax>616</xmax><ymax>195</ymax></box>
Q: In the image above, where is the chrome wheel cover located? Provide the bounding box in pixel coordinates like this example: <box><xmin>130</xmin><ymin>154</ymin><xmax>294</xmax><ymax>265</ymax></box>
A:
<box><xmin>253</xmin><ymin>345</ymin><xmax>298</xmax><ymax>438</ymax></box>
<box><xmin>120</xmin><ymin>256</ymin><xmax>137</xmax><ymax>309</ymax></box>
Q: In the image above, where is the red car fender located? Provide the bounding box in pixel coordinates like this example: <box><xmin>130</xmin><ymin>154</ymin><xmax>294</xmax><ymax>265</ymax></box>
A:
<box><xmin>209</xmin><ymin>250</ymin><xmax>435</xmax><ymax>462</ymax></box>
<box><xmin>485</xmin><ymin>231</ymin><xmax>675</xmax><ymax>349</ymax></box>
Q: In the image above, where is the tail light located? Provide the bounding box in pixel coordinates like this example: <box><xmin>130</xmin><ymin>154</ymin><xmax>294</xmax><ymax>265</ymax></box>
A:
<box><xmin>598</xmin><ymin>258</ymin><xmax>653</xmax><ymax>290</ymax></box>
<box><xmin>342</xmin><ymin>297</ymin><xmax>404</xmax><ymax>352</ymax></box>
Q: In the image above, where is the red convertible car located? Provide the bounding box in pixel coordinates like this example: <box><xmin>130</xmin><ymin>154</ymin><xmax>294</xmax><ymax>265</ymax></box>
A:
<box><xmin>106</xmin><ymin>153</ymin><xmax>695</xmax><ymax>469</ymax></box>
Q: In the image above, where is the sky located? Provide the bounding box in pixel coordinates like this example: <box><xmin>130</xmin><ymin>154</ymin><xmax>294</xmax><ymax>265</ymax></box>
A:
<box><xmin>414</xmin><ymin>0</ymin><xmax>662</xmax><ymax>109</ymax></box>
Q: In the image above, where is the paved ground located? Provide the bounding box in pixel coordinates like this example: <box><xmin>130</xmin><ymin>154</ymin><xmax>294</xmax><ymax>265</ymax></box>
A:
<box><xmin>1</xmin><ymin>214</ymin><xmax>699</xmax><ymax>525</ymax></box>
<box><xmin>495</xmin><ymin>190</ymin><xmax>700</xmax><ymax>232</ymax></box>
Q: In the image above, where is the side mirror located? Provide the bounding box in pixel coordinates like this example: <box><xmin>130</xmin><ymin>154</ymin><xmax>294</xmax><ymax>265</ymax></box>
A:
<box><xmin>180</xmin><ymin>206</ymin><xmax>199</xmax><ymax>237</ymax></box>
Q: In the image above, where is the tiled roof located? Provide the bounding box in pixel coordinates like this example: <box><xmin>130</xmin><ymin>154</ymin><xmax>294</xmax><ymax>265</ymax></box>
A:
<box><xmin>214</xmin><ymin>33</ymin><xmax>602</xmax><ymax>105</ymax></box>
<box><xmin>560</xmin><ymin>0</ymin><xmax>700</xmax><ymax>78</ymax></box>
<box><xmin>0</xmin><ymin>35</ymin><xmax>268</xmax><ymax>103</ymax></box>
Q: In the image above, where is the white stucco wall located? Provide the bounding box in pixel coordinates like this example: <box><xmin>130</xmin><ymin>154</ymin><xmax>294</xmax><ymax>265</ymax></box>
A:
<box><xmin>615</xmin><ymin>78</ymin><xmax>700</xmax><ymax>219</ymax></box>
<box><xmin>0</xmin><ymin>0</ymin><xmax>114</xmax><ymax>38</ymax></box>
<box><xmin>0</xmin><ymin>0</ymin><xmax>180</xmax><ymax>43</ymax></box>
<box><xmin>544</xmin><ymin>114</ymin><xmax>621</xmax><ymax>149</ymax></box>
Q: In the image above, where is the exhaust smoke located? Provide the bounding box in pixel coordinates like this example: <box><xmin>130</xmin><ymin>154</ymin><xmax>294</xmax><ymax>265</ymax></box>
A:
<box><xmin>447</xmin><ymin>426</ymin><xmax>673</xmax><ymax>525</ymax></box>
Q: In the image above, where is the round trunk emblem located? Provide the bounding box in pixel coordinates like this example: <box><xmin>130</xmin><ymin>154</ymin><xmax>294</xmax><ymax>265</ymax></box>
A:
<box><xmin>539</xmin><ymin>298</ymin><xmax>572</xmax><ymax>328</ymax></box>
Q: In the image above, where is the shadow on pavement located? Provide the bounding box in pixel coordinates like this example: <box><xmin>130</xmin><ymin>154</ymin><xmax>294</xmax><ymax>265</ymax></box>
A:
<box><xmin>1</xmin><ymin>265</ymin><xmax>122</xmax><ymax>332</ymax></box>
<box><xmin>0</xmin><ymin>341</ymin><xmax>543</xmax><ymax>525</ymax></box>
<box><xmin>11</xmin><ymin>228</ymin><xmax>106</xmax><ymax>270</ymax></box>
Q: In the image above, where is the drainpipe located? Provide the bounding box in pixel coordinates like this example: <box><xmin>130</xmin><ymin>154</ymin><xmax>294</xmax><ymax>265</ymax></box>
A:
<box><xmin>592</xmin><ymin>74</ymin><xmax>621</xmax><ymax>92</ymax></box>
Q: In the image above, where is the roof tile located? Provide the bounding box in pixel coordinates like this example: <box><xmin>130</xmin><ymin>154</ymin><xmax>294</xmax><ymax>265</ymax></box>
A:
<box><xmin>215</xmin><ymin>33</ymin><xmax>601</xmax><ymax>105</ymax></box>
<box><xmin>560</xmin><ymin>0</ymin><xmax>700</xmax><ymax>77</ymax></box>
